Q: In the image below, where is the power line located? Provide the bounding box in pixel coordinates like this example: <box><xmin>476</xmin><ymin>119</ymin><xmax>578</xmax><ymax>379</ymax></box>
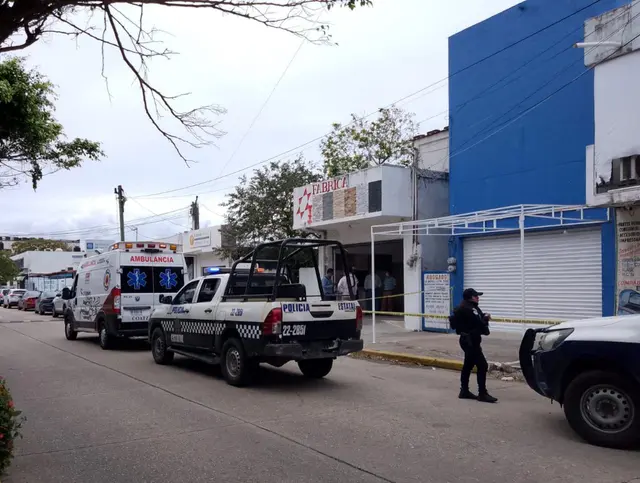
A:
<box><xmin>450</xmin><ymin>3</ymin><xmax>640</xmax><ymax>154</ymax></box>
<box><xmin>127</xmin><ymin>194</ymin><xmax>191</xmax><ymax>230</ymax></box>
<box><xmin>422</xmin><ymin>20</ymin><xmax>640</xmax><ymax>173</ymax></box>
<box><xmin>217</xmin><ymin>22</ymin><xmax>308</xmax><ymax>177</ymax></box>
<box><xmin>418</xmin><ymin>0</ymin><xmax>634</xmax><ymax>127</ymax></box>
<box><xmin>3</xmin><ymin>207</ymin><xmax>190</xmax><ymax>239</ymax></box>
<box><xmin>131</xmin><ymin>0</ymin><xmax>606</xmax><ymax>200</ymax></box>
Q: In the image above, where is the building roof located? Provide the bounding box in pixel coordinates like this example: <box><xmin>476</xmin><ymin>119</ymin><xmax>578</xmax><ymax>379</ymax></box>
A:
<box><xmin>413</xmin><ymin>126</ymin><xmax>449</xmax><ymax>142</ymax></box>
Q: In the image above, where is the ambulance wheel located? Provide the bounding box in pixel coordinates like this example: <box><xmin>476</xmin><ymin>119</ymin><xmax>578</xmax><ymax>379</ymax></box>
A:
<box><xmin>151</xmin><ymin>328</ymin><xmax>174</xmax><ymax>365</ymax></box>
<box><xmin>221</xmin><ymin>338</ymin><xmax>255</xmax><ymax>387</ymax></box>
<box><xmin>298</xmin><ymin>359</ymin><xmax>333</xmax><ymax>379</ymax></box>
<box><xmin>98</xmin><ymin>321</ymin><xmax>114</xmax><ymax>350</ymax></box>
<box><xmin>64</xmin><ymin>317</ymin><xmax>77</xmax><ymax>341</ymax></box>
<box><xmin>564</xmin><ymin>370</ymin><xmax>640</xmax><ymax>449</ymax></box>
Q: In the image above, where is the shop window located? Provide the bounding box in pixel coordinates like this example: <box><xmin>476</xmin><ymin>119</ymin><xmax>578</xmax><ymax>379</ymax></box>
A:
<box><xmin>368</xmin><ymin>180</ymin><xmax>382</xmax><ymax>212</ymax></box>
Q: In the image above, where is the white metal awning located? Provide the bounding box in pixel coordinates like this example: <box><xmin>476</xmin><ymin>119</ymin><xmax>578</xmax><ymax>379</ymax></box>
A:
<box><xmin>367</xmin><ymin>204</ymin><xmax>611</xmax><ymax>343</ymax></box>
<box><xmin>371</xmin><ymin>204</ymin><xmax>610</xmax><ymax>237</ymax></box>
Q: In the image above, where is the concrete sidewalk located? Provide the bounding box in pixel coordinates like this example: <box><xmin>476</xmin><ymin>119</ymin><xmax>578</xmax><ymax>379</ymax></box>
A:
<box><xmin>360</xmin><ymin>316</ymin><xmax>524</xmax><ymax>366</ymax></box>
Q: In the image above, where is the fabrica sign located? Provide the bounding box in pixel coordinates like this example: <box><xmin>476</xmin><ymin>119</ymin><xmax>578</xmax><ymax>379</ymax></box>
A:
<box><xmin>293</xmin><ymin>175</ymin><xmax>350</xmax><ymax>228</ymax></box>
<box><xmin>311</xmin><ymin>176</ymin><xmax>348</xmax><ymax>195</ymax></box>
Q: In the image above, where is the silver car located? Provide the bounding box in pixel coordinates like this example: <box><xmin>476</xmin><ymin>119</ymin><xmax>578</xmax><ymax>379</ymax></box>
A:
<box><xmin>3</xmin><ymin>289</ymin><xmax>26</xmax><ymax>308</ymax></box>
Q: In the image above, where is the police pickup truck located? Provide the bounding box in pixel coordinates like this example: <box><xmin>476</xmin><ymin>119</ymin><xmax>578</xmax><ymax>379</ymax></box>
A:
<box><xmin>148</xmin><ymin>238</ymin><xmax>364</xmax><ymax>386</ymax></box>
<box><xmin>520</xmin><ymin>315</ymin><xmax>640</xmax><ymax>449</ymax></box>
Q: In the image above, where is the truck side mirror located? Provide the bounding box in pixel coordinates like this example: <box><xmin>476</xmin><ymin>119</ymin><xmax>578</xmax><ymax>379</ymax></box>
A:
<box><xmin>160</xmin><ymin>295</ymin><xmax>172</xmax><ymax>304</ymax></box>
<box><xmin>61</xmin><ymin>287</ymin><xmax>71</xmax><ymax>300</ymax></box>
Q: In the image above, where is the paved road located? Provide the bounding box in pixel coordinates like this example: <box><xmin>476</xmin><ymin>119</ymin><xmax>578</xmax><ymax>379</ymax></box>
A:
<box><xmin>1</xmin><ymin>308</ymin><xmax>638</xmax><ymax>483</ymax></box>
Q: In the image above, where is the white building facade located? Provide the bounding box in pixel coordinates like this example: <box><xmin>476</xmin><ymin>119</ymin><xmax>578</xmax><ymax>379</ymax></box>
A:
<box><xmin>583</xmin><ymin>3</ymin><xmax>640</xmax><ymax>315</ymax></box>
<box><xmin>291</xmin><ymin>130</ymin><xmax>450</xmax><ymax>330</ymax></box>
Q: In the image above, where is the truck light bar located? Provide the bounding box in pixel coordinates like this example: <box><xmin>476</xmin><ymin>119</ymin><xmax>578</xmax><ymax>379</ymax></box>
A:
<box><xmin>110</xmin><ymin>242</ymin><xmax>179</xmax><ymax>253</ymax></box>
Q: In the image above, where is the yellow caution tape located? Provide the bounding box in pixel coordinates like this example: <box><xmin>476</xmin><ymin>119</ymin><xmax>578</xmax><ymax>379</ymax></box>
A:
<box><xmin>363</xmin><ymin>310</ymin><xmax>563</xmax><ymax>326</ymax></box>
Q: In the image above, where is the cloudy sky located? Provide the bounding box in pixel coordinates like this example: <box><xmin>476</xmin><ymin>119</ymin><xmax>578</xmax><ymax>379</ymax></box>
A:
<box><xmin>1</xmin><ymin>0</ymin><xmax>518</xmax><ymax>242</ymax></box>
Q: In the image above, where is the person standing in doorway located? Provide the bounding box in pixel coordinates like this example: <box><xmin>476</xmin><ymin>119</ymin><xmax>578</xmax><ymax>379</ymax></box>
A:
<box><xmin>381</xmin><ymin>270</ymin><xmax>396</xmax><ymax>312</ymax></box>
<box><xmin>322</xmin><ymin>268</ymin><xmax>335</xmax><ymax>300</ymax></box>
<box><xmin>337</xmin><ymin>267</ymin><xmax>358</xmax><ymax>301</ymax></box>
<box><xmin>450</xmin><ymin>288</ymin><xmax>497</xmax><ymax>403</ymax></box>
<box><xmin>364</xmin><ymin>270</ymin><xmax>382</xmax><ymax>311</ymax></box>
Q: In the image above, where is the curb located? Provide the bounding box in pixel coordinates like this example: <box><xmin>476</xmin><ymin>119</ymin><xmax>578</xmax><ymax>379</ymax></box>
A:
<box><xmin>350</xmin><ymin>349</ymin><xmax>521</xmax><ymax>375</ymax></box>
<box><xmin>351</xmin><ymin>349</ymin><xmax>466</xmax><ymax>371</ymax></box>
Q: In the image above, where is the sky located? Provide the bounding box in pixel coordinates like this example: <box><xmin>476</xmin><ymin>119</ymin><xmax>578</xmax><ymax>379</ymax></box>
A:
<box><xmin>1</xmin><ymin>0</ymin><xmax>519</xmax><ymax>242</ymax></box>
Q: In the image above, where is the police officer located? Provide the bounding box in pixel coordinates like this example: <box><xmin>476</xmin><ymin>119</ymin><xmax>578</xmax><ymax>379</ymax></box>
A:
<box><xmin>451</xmin><ymin>288</ymin><xmax>498</xmax><ymax>403</ymax></box>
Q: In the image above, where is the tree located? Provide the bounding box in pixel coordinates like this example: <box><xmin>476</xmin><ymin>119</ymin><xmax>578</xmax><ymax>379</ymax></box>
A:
<box><xmin>321</xmin><ymin>106</ymin><xmax>417</xmax><ymax>177</ymax></box>
<box><xmin>0</xmin><ymin>1</ymin><xmax>372</xmax><ymax>163</ymax></box>
<box><xmin>0</xmin><ymin>252</ymin><xmax>19</xmax><ymax>284</ymax></box>
<box><xmin>0</xmin><ymin>58</ymin><xmax>102</xmax><ymax>189</ymax></box>
<box><xmin>11</xmin><ymin>239</ymin><xmax>70</xmax><ymax>255</ymax></box>
<box><xmin>218</xmin><ymin>155</ymin><xmax>321</xmax><ymax>259</ymax></box>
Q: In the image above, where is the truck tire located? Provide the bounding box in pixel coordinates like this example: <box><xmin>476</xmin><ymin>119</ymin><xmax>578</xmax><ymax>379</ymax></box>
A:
<box><xmin>564</xmin><ymin>370</ymin><xmax>640</xmax><ymax>449</ymax></box>
<box><xmin>221</xmin><ymin>338</ymin><xmax>255</xmax><ymax>387</ymax></box>
<box><xmin>98</xmin><ymin>320</ymin><xmax>114</xmax><ymax>350</ymax></box>
<box><xmin>151</xmin><ymin>327</ymin><xmax>174</xmax><ymax>365</ymax></box>
<box><xmin>298</xmin><ymin>359</ymin><xmax>333</xmax><ymax>379</ymax></box>
<box><xmin>64</xmin><ymin>316</ymin><xmax>78</xmax><ymax>341</ymax></box>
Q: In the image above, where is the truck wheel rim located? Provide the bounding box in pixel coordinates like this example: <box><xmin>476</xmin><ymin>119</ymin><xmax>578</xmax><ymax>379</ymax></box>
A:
<box><xmin>226</xmin><ymin>348</ymin><xmax>241</xmax><ymax>378</ymax></box>
<box><xmin>65</xmin><ymin>322</ymin><xmax>72</xmax><ymax>337</ymax></box>
<box><xmin>580</xmin><ymin>385</ymin><xmax>634</xmax><ymax>434</ymax></box>
<box><xmin>100</xmin><ymin>328</ymin><xmax>107</xmax><ymax>346</ymax></box>
<box><xmin>154</xmin><ymin>336</ymin><xmax>164</xmax><ymax>358</ymax></box>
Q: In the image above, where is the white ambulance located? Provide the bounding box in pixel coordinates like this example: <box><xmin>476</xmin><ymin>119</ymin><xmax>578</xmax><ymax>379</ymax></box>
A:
<box><xmin>61</xmin><ymin>241</ymin><xmax>186</xmax><ymax>349</ymax></box>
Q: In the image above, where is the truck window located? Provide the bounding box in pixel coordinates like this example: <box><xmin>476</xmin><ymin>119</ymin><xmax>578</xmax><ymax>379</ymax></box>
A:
<box><xmin>196</xmin><ymin>279</ymin><xmax>220</xmax><ymax>303</ymax></box>
<box><xmin>173</xmin><ymin>280</ymin><xmax>199</xmax><ymax>305</ymax></box>
<box><xmin>121</xmin><ymin>266</ymin><xmax>153</xmax><ymax>294</ymax></box>
<box><xmin>152</xmin><ymin>266</ymin><xmax>185</xmax><ymax>293</ymax></box>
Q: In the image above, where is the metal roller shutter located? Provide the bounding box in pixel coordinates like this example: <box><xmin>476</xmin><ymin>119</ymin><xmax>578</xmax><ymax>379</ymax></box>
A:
<box><xmin>463</xmin><ymin>228</ymin><xmax>602</xmax><ymax>321</ymax></box>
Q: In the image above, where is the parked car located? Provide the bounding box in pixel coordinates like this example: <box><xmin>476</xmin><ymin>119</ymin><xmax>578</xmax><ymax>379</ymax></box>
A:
<box><xmin>3</xmin><ymin>289</ymin><xmax>26</xmax><ymax>308</ymax></box>
<box><xmin>18</xmin><ymin>291</ymin><xmax>40</xmax><ymax>311</ymax></box>
<box><xmin>35</xmin><ymin>291</ymin><xmax>58</xmax><ymax>315</ymax></box>
<box><xmin>52</xmin><ymin>293</ymin><xmax>67</xmax><ymax>318</ymax></box>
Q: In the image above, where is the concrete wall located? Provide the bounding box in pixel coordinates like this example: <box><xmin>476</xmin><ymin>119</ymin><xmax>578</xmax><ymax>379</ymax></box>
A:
<box><xmin>404</xmin><ymin>173</ymin><xmax>450</xmax><ymax>331</ymax></box>
<box><xmin>415</xmin><ymin>129</ymin><xmax>449</xmax><ymax>172</ymax></box>
<box><xmin>448</xmin><ymin>0</ymin><xmax>626</xmax><ymax>215</ymax></box>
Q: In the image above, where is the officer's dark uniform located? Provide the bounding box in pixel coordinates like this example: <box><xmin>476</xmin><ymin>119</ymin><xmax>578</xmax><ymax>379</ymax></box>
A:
<box><xmin>451</xmin><ymin>288</ymin><xmax>498</xmax><ymax>403</ymax></box>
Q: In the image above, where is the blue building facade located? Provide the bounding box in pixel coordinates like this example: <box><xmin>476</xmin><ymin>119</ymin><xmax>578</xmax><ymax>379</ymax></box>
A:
<box><xmin>447</xmin><ymin>0</ymin><xmax>626</xmax><ymax>320</ymax></box>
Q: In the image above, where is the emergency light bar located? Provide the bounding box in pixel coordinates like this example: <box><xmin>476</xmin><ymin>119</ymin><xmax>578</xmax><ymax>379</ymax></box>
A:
<box><xmin>111</xmin><ymin>242</ymin><xmax>178</xmax><ymax>252</ymax></box>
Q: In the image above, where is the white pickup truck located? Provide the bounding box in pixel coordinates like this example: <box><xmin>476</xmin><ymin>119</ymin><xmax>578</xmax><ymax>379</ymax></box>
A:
<box><xmin>148</xmin><ymin>238</ymin><xmax>364</xmax><ymax>386</ymax></box>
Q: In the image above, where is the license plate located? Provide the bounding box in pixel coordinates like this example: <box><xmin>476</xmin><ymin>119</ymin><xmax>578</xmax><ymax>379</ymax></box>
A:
<box><xmin>130</xmin><ymin>314</ymin><xmax>149</xmax><ymax>322</ymax></box>
<box><xmin>282</xmin><ymin>324</ymin><xmax>306</xmax><ymax>337</ymax></box>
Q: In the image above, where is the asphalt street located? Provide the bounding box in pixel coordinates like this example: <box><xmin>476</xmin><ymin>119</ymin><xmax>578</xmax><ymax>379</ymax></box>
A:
<box><xmin>0</xmin><ymin>308</ymin><xmax>638</xmax><ymax>483</ymax></box>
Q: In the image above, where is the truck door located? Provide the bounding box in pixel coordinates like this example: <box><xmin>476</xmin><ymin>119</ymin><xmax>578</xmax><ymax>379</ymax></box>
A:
<box><xmin>167</xmin><ymin>279</ymin><xmax>199</xmax><ymax>346</ymax></box>
<box><xmin>188</xmin><ymin>277</ymin><xmax>222</xmax><ymax>350</ymax></box>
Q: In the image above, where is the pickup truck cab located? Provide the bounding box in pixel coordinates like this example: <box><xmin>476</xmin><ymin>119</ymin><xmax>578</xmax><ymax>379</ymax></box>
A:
<box><xmin>520</xmin><ymin>315</ymin><xmax>640</xmax><ymax>449</ymax></box>
<box><xmin>148</xmin><ymin>238</ymin><xmax>364</xmax><ymax>386</ymax></box>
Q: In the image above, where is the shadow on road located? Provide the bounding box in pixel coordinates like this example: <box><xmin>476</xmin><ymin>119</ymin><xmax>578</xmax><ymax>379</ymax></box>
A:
<box><xmin>170</xmin><ymin>356</ymin><xmax>342</xmax><ymax>392</ymax></box>
<box><xmin>75</xmin><ymin>335</ymin><xmax>150</xmax><ymax>352</ymax></box>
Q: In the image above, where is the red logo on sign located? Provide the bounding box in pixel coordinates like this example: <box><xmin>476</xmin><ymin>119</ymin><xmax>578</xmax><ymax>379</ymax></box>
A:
<box><xmin>296</xmin><ymin>188</ymin><xmax>312</xmax><ymax>224</ymax></box>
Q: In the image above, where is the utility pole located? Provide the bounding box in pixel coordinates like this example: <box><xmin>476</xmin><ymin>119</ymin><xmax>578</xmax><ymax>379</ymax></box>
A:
<box><xmin>190</xmin><ymin>196</ymin><xmax>200</xmax><ymax>230</ymax></box>
<box><xmin>114</xmin><ymin>185</ymin><xmax>126</xmax><ymax>242</ymax></box>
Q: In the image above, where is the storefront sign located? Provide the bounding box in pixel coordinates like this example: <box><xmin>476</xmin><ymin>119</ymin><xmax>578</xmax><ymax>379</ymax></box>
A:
<box><xmin>422</xmin><ymin>271</ymin><xmax>451</xmax><ymax>332</ymax></box>
<box><xmin>311</xmin><ymin>176</ymin><xmax>348</xmax><ymax>195</ymax></box>
<box><xmin>292</xmin><ymin>175</ymin><xmax>350</xmax><ymax>229</ymax></box>
<box><xmin>188</xmin><ymin>230</ymin><xmax>211</xmax><ymax>250</ymax></box>
<box><xmin>616</xmin><ymin>208</ymin><xmax>640</xmax><ymax>315</ymax></box>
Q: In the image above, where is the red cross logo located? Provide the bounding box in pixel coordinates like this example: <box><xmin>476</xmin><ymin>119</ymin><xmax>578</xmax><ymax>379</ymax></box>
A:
<box><xmin>296</xmin><ymin>188</ymin><xmax>312</xmax><ymax>223</ymax></box>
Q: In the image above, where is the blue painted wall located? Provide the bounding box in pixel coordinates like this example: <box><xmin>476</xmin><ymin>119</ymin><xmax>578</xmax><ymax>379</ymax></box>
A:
<box><xmin>448</xmin><ymin>0</ymin><xmax>625</xmax><ymax>215</ymax></box>
<box><xmin>446</xmin><ymin>0</ymin><xmax>624</xmax><ymax>317</ymax></box>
